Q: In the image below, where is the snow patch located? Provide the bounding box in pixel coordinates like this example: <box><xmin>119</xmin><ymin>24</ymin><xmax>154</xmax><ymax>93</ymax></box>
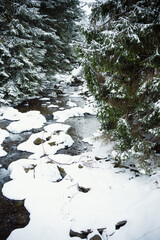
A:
<box><xmin>53</xmin><ymin>106</ymin><xmax>95</xmax><ymax>122</ymax></box>
<box><xmin>0</xmin><ymin>128</ymin><xmax>9</xmax><ymax>157</ymax></box>
<box><xmin>17</xmin><ymin>123</ymin><xmax>74</xmax><ymax>158</ymax></box>
<box><xmin>2</xmin><ymin>131</ymin><xmax>160</xmax><ymax>240</ymax></box>
<box><xmin>7</xmin><ymin>111</ymin><xmax>46</xmax><ymax>133</ymax></box>
<box><xmin>71</xmin><ymin>66</ymin><xmax>83</xmax><ymax>77</ymax></box>
<box><xmin>0</xmin><ymin>106</ymin><xmax>22</xmax><ymax>121</ymax></box>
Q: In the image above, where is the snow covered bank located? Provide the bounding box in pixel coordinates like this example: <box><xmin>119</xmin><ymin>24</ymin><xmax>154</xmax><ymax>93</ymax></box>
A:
<box><xmin>1</xmin><ymin>61</ymin><xmax>160</xmax><ymax>240</ymax></box>
<box><xmin>2</xmin><ymin>136</ymin><xmax>160</xmax><ymax>240</ymax></box>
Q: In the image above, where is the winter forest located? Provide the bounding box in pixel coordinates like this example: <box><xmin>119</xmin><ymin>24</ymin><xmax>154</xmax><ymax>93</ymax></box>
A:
<box><xmin>0</xmin><ymin>0</ymin><xmax>160</xmax><ymax>240</ymax></box>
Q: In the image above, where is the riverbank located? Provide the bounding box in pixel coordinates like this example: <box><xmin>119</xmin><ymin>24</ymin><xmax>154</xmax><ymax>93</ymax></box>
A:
<box><xmin>1</xmin><ymin>69</ymin><xmax>160</xmax><ymax>240</ymax></box>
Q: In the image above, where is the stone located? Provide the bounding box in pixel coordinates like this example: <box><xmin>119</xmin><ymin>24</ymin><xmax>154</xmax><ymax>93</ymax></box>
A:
<box><xmin>115</xmin><ymin>220</ymin><xmax>127</xmax><ymax>230</ymax></box>
<box><xmin>57</xmin><ymin>166</ymin><xmax>66</xmax><ymax>178</ymax></box>
<box><xmin>89</xmin><ymin>235</ymin><xmax>102</xmax><ymax>240</ymax></box>
<box><xmin>97</xmin><ymin>227</ymin><xmax>106</xmax><ymax>235</ymax></box>
<box><xmin>78</xmin><ymin>185</ymin><xmax>91</xmax><ymax>193</ymax></box>
<box><xmin>33</xmin><ymin>138</ymin><xmax>45</xmax><ymax>145</ymax></box>
<box><xmin>78</xmin><ymin>164</ymin><xmax>83</xmax><ymax>169</ymax></box>
<box><xmin>69</xmin><ymin>229</ymin><xmax>92</xmax><ymax>239</ymax></box>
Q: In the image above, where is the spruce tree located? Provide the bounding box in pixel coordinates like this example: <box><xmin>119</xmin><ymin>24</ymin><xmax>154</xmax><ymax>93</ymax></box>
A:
<box><xmin>83</xmin><ymin>0</ymin><xmax>160</xmax><ymax>172</ymax></box>
<box><xmin>0</xmin><ymin>0</ymin><xmax>46</xmax><ymax>102</ymax></box>
<box><xmin>0</xmin><ymin>0</ymin><xmax>81</xmax><ymax>103</ymax></box>
<box><xmin>39</xmin><ymin>0</ymin><xmax>81</xmax><ymax>76</ymax></box>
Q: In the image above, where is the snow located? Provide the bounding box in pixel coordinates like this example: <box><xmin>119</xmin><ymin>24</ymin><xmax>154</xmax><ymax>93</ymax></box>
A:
<box><xmin>7</xmin><ymin>110</ymin><xmax>46</xmax><ymax>133</ymax></box>
<box><xmin>1</xmin><ymin>61</ymin><xmax>160</xmax><ymax>240</ymax></box>
<box><xmin>48</xmin><ymin>104</ymin><xmax>58</xmax><ymax>108</ymax></box>
<box><xmin>1</xmin><ymin>79</ymin><xmax>160</xmax><ymax>240</ymax></box>
<box><xmin>0</xmin><ymin>99</ymin><xmax>159</xmax><ymax>240</ymax></box>
<box><xmin>53</xmin><ymin>106</ymin><xmax>95</xmax><ymax>122</ymax></box>
<box><xmin>67</xmin><ymin>100</ymin><xmax>77</xmax><ymax>107</ymax></box>
<box><xmin>0</xmin><ymin>106</ymin><xmax>22</xmax><ymax>121</ymax></box>
<box><xmin>2</xmin><ymin>136</ymin><xmax>160</xmax><ymax>240</ymax></box>
<box><xmin>44</xmin><ymin>123</ymin><xmax>71</xmax><ymax>133</ymax></box>
<box><xmin>0</xmin><ymin>147</ymin><xmax>7</xmax><ymax>158</ymax></box>
<box><xmin>80</xmin><ymin>0</ymin><xmax>96</xmax><ymax>16</ymax></box>
<box><xmin>0</xmin><ymin>129</ymin><xmax>9</xmax><ymax>145</ymax></box>
<box><xmin>1</xmin><ymin>8</ymin><xmax>160</xmax><ymax>238</ymax></box>
<box><xmin>71</xmin><ymin>66</ymin><xmax>83</xmax><ymax>77</ymax></box>
<box><xmin>155</xmin><ymin>100</ymin><xmax>160</xmax><ymax>110</ymax></box>
<box><xmin>0</xmin><ymin>128</ymin><xmax>9</xmax><ymax>157</ymax></box>
<box><xmin>17</xmin><ymin>123</ymin><xmax>74</xmax><ymax>158</ymax></box>
<box><xmin>1</xmin><ymin>103</ymin><xmax>159</xmax><ymax>240</ymax></box>
<box><xmin>40</xmin><ymin>97</ymin><xmax>50</xmax><ymax>101</ymax></box>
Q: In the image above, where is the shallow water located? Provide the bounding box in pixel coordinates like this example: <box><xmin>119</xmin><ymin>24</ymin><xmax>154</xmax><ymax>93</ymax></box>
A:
<box><xmin>0</xmin><ymin>78</ymin><xmax>99</xmax><ymax>239</ymax></box>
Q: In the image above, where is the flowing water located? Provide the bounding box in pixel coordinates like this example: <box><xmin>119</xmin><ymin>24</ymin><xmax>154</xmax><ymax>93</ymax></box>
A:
<box><xmin>0</xmin><ymin>77</ymin><xmax>100</xmax><ymax>240</ymax></box>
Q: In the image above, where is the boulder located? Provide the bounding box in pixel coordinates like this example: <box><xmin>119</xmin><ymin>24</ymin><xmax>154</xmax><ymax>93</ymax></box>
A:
<box><xmin>88</xmin><ymin>234</ymin><xmax>102</xmax><ymax>240</ymax></box>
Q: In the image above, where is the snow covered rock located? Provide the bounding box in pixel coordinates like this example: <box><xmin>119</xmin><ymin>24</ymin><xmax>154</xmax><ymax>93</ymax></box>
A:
<box><xmin>17</xmin><ymin>123</ymin><xmax>74</xmax><ymax>158</ymax></box>
<box><xmin>53</xmin><ymin>106</ymin><xmax>95</xmax><ymax>122</ymax></box>
<box><xmin>7</xmin><ymin>111</ymin><xmax>46</xmax><ymax>133</ymax></box>
<box><xmin>0</xmin><ymin>106</ymin><xmax>22</xmax><ymax>120</ymax></box>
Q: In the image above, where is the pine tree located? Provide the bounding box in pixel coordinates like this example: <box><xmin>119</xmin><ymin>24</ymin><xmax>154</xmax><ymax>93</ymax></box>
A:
<box><xmin>0</xmin><ymin>0</ymin><xmax>46</xmax><ymax>102</ymax></box>
<box><xmin>39</xmin><ymin>0</ymin><xmax>81</xmax><ymax>76</ymax></box>
<box><xmin>83</xmin><ymin>0</ymin><xmax>160</xmax><ymax>172</ymax></box>
<box><xmin>0</xmin><ymin>0</ymin><xmax>81</xmax><ymax>103</ymax></box>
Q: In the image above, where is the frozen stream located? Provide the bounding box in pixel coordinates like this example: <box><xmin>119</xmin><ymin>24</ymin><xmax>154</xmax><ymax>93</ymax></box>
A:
<box><xmin>0</xmin><ymin>71</ymin><xmax>100</xmax><ymax>239</ymax></box>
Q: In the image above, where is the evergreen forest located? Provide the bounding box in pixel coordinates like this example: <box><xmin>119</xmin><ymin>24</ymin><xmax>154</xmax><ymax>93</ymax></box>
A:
<box><xmin>0</xmin><ymin>0</ymin><xmax>81</xmax><ymax>103</ymax></box>
<box><xmin>82</xmin><ymin>0</ymin><xmax>160</xmax><ymax>171</ymax></box>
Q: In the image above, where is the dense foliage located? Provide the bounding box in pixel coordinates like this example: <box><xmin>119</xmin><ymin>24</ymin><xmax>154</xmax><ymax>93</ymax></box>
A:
<box><xmin>0</xmin><ymin>0</ymin><xmax>80</xmax><ymax>103</ymax></box>
<box><xmin>83</xmin><ymin>0</ymin><xmax>160</xmax><ymax>171</ymax></box>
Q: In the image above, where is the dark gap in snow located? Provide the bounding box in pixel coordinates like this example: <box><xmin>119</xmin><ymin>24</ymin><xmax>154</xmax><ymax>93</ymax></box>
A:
<box><xmin>70</xmin><ymin>229</ymin><xmax>93</xmax><ymax>239</ymax></box>
<box><xmin>115</xmin><ymin>220</ymin><xmax>127</xmax><ymax>230</ymax></box>
<box><xmin>78</xmin><ymin>185</ymin><xmax>91</xmax><ymax>193</ymax></box>
<box><xmin>0</xmin><ymin>193</ymin><xmax>30</xmax><ymax>240</ymax></box>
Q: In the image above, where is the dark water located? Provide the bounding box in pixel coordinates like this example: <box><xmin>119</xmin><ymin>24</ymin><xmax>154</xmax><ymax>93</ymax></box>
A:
<box><xmin>0</xmin><ymin>79</ymin><xmax>99</xmax><ymax>239</ymax></box>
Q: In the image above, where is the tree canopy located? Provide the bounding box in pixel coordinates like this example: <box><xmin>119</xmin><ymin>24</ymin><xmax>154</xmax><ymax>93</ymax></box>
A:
<box><xmin>83</xmin><ymin>0</ymin><xmax>160</xmax><ymax>172</ymax></box>
<box><xmin>0</xmin><ymin>0</ymin><xmax>81</xmax><ymax>103</ymax></box>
